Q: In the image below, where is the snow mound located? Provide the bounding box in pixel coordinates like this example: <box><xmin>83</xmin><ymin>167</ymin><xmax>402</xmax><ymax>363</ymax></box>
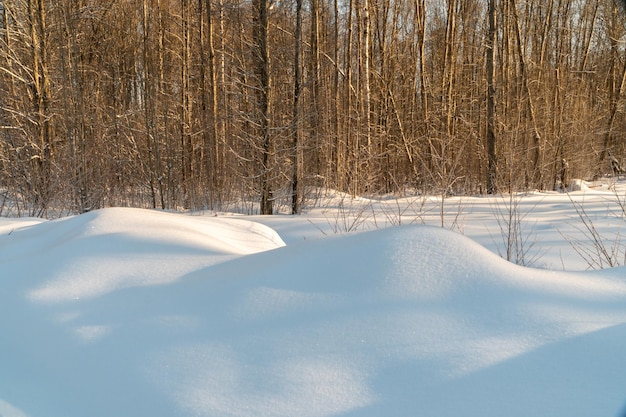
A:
<box><xmin>1</xmin><ymin>218</ymin><xmax>626</xmax><ymax>417</ymax></box>
<box><xmin>171</xmin><ymin>226</ymin><xmax>626</xmax><ymax>417</ymax></box>
<box><xmin>0</xmin><ymin>207</ymin><xmax>284</xmax><ymax>302</ymax></box>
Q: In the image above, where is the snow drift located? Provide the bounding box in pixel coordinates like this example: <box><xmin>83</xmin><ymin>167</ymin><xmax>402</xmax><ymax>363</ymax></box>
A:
<box><xmin>0</xmin><ymin>207</ymin><xmax>284</xmax><ymax>302</ymax></box>
<box><xmin>1</xmin><ymin>207</ymin><xmax>626</xmax><ymax>417</ymax></box>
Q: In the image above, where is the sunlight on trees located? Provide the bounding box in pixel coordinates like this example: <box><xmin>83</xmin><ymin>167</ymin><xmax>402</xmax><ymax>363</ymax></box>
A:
<box><xmin>0</xmin><ymin>0</ymin><xmax>625</xmax><ymax>215</ymax></box>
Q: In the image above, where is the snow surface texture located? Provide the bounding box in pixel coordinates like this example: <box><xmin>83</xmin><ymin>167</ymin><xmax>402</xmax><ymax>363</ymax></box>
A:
<box><xmin>1</xmin><ymin>183</ymin><xmax>626</xmax><ymax>417</ymax></box>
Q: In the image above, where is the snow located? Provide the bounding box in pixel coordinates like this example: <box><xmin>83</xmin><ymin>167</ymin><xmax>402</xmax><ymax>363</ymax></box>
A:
<box><xmin>2</xmin><ymin>181</ymin><xmax>626</xmax><ymax>417</ymax></box>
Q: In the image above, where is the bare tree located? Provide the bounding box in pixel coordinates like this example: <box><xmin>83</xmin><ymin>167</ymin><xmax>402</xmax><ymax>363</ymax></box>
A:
<box><xmin>28</xmin><ymin>0</ymin><xmax>52</xmax><ymax>214</ymax></box>
<box><xmin>253</xmin><ymin>0</ymin><xmax>273</xmax><ymax>214</ymax></box>
<box><xmin>0</xmin><ymin>0</ymin><xmax>624</xmax><ymax>216</ymax></box>
<box><xmin>291</xmin><ymin>0</ymin><xmax>303</xmax><ymax>214</ymax></box>
<box><xmin>486</xmin><ymin>0</ymin><xmax>497</xmax><ymax>193</ymax></box>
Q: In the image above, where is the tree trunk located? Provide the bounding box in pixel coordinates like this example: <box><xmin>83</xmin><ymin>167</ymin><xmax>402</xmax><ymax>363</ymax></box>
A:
<box><xmin>181</xmin><ymin>0</ymin><xmax>193</xmax><ymax>207</ymax></box>
<box><xmin>362</xmin><ymin>0</ymin><xmax>372</xmax><ymax>191</ymax></box>
<box><xmin>310</xmin><ymin>0</ymin><xmax>322</xmax><ymax>187</ymax></box>
<box><xmin>28</xmin><ymin>0</ymin><xmax>52</xmax><ymax>213</ymax></box>
<box><xmin>200</xmin><ymin>0</ymin><xmax>220</xmax><ymax>207</ymax></box>
<box><xmin>291</xmin><ymin>0</ymin><xmax>303</xmax><ymax>214</ymax></box>
<box><xmin>254</xmin><ymin>0</ymin><xmax>272</xmax><ymax>214</ymax></box>
<box><xmin>333</xmin><ymin>0</ymin><xmax>342</xmax><ymax>190</ymax></box>
<box><xmin>486</xmin><ymin>0</ymin><xmax>497</xmax><ymax>193</ymax></box>
<box><xmin>510</xmin><ymin>0</ymin><xmax>542</xmax><ymax>189</ymax></box>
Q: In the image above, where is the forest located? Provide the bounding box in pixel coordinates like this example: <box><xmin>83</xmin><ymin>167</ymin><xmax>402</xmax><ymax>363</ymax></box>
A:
<box><xmin>1</xmin><ymin>0</ymin><xmax>625</xmax><ymax>216</ymax></box>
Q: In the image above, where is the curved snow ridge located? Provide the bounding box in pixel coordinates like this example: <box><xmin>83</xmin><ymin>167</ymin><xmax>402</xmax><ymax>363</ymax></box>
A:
<box><xmin>375</xmin><ymin>225</ymin><xmax>626</xmax><ymax>300</ymax></box>
<box><xmin>18</xmin><ymin>207</ymin><xmax>284</xmax><ymax>303</ymax></box>
<box><xmin>220</xmin><ymin>225</ymin><xmax>626</xmax><ymax>310</ymax></box>
<box><xmin>145</xmin><ymin>225</ymin><xmax>626</xmax><ymax>417</ymax></box>
<box><xmin>190</xmin><ymin>224</ymin><xmax>626</xmax><ymax>347</ymax></box>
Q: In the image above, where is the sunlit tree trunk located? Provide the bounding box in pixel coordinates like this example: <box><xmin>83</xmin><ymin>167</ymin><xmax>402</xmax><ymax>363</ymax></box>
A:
<box><xmin>180</xmin><ymin>0</ymin><xmax>194</xmax><ymax>207</ymax></box>
<box><xmin>199</xmin><ymin>0</ymin><xmax>220</xmax><ymax>207</ymax></box>
<box><xmin>486</xmin><ymin>0</ymin><xmax>497</xmax><ymax>193</ymax></box>
<box><xmin>291</xmin><ymin>0</ymin><xmax>303</xmax><ymax>214</ymax></box>
<box><xmin>510</xmin><ymin>0</ymin><xmax>542</xmax><ymax>188</ymax></box>
<box><xmin>310</xmin><ymin>0</ymin><xmax>322</xmax><ymax>187</ymax></box>
<box><xmin>362</xmin><ymin>0</ymin><xmax>372</xmax><ymax>191</ymax></box>
<box><xmin>141</xmin><ymin>0</ymin><xmax>165</xmax><ymax>209</ymax></box>
<box><xmin>333</xmin><ymin>0</ymin><xmax>342</xmax><ymax>190</ymax></box>
<box><xmin>28</xmin><ymin>0</ymin><xmax>52</xmax><ymax>213</ymax></box>
<box><xmin>253</xmin><ymin>0</ymin><xmax>273</xmax><ymax>214</ymax></box>
<box><xmin>346</xmin><ymin>0</ymin><xmax>355</xmax><ymax>195</ymax></box>
<box><xmin>59</xmin><ymin>1</ymin><xmax>90</xmax><ymax>212</ymax></box>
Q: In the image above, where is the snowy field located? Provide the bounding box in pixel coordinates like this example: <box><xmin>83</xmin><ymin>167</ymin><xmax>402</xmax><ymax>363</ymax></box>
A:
<box><xmin>1</xmin><ymin>179</ymin><xmax>626</xmax><ymax>417</ymax></box>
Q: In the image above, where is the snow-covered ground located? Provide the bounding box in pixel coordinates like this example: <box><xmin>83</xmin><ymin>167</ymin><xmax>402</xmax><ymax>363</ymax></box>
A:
<box><xmin>2</xmin><ymin>179</ymin><xmax>626</xmax><ymax>417</ymax></box>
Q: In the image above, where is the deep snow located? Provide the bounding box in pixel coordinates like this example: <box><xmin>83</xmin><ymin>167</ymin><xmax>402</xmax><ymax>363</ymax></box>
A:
<box><xmin>2</xmin><ymin>181</ymin><xmax>626</xmax><ymax>417</ymax></box>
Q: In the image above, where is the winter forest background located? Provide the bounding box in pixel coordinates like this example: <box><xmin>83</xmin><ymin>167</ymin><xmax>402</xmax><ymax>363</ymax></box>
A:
<box><xmin>1</xmin><ymin>0</ymin><xmax>626</xmax><ymax>216</ymax></box>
